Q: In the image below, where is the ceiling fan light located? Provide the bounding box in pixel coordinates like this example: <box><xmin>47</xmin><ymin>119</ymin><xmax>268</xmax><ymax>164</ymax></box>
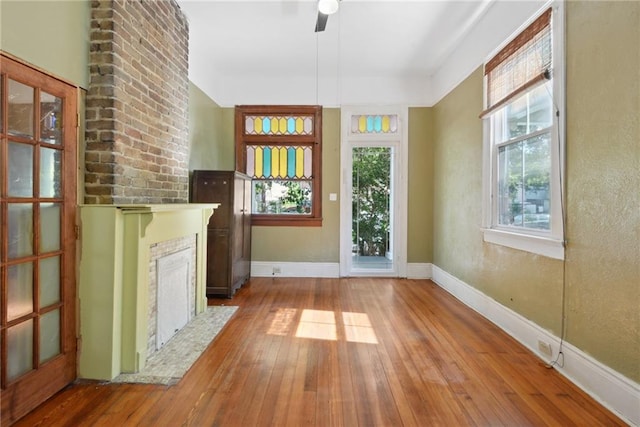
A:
<box><xmin>318</xmin><ymin>0</ymin><xmax>339</xmax><ymax>15</ymax></box>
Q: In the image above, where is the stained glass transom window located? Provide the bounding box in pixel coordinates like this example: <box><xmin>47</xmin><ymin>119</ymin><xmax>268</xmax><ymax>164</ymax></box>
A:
<box><xmin>246</xmin><ymin>146</ymin><xmax>313</xmax><ymax>179</ymax></box>
<box><xmin>350</xmin><ymin>115</ymin><xmax>398</xmax><ymax>134</ymax></box>
<box><xmin>245</xmin><ymin>115</ymin><xmax>314</xmax><ymax>136</ymax></box>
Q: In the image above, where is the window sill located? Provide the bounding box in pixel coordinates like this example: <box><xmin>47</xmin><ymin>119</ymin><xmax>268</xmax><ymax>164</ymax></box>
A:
<box><xmin>252</xmin><ymin>216</ymin><xmax>323</xmax><ymax>227</ymax></box>
<box><xmin>482</xmin><ymin>228</ymin><xmax>565</xmax><ymax>260</ymax></box>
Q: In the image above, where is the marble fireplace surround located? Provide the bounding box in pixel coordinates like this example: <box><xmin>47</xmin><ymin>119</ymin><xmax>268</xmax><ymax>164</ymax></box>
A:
<box><xmin>78</xmin><ymin>204</ymin><xmax>218</xmax><ymax>381</ymax></box>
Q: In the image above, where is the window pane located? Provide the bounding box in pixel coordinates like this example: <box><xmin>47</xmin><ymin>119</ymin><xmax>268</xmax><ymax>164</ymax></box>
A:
<box><xmin>252</xmin><ymin>180</ymin><xmax>312</xmax><ymax>214</ymax></box>
<box><xmin>8</xmin><ymin>79</ymin><xmax>34</xmax><ymax>138</ymax></box>
<box><xmin>8</xmin><ymin>141</ymin><xmax>34</xmax><ymax>197</ymax></box>
<box><xmin>7</xmin><ymin>319</ymin><xmax>34</xmax><ymax>381</ymax></box>
<box><xmin>40</xmin><ymin>309</ymin><xmax>61</xmax><ymax>363</ymax></box>
<box><xmin>40</xmin><ymin>91</ymin><xmax>63</xmax><ymax>144</ymax></box>
<box><xmin>503</xmin><ymin>82</ymin><xmax>553</xmax><ymax>142</ymax></box>
<box><xmin>40</xmin><ymin>202</ymin><xmax>61</xmax><ymax>253</ymax></box>
<box><xmin>40</xmin><ymin>147</ymin><xmax>62</xmax><ymax>198</ymax></box>
<box><xmin>498</xmin><ymin>133</ymin><xmax>551</xmax><ymax>230</ymax></box>
<box><xmin>40</xmin><ymin>256</ymin><xmax>61</xmax><ymax>307</ymax></box>
<box><xmin>7</xmin><ymin>262</ymin><xmax>34</xmax><ymax>321</ymax></box>
<box><xmin>8</xmin><ymin>203</ymin><xmax>33</xmax><ymax>259</ymax></box>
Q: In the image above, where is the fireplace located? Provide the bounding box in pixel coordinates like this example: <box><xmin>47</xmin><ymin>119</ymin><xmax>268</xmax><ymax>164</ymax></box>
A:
<box><xmin>77</xmin><ymin>204</ymin><xmax>217</xmax><ymax>380</ymax></box>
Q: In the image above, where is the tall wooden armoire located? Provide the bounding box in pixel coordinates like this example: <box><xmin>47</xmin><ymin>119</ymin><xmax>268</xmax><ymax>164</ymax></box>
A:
<box><xmin>191</xmin><ymin>170</ymin><xmax>252</xmax><ymax>298</ymax></box>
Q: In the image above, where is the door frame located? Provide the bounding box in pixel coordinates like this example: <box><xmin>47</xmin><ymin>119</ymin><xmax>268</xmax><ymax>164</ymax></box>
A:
<box><xmin>340</xmin><ymin>106</ymin><xmax>408</xmax><ymax>277</ymax></box>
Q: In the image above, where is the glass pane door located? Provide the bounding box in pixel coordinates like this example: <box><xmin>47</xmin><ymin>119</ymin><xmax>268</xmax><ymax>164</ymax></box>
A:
<box><xmin>1</xmin><ymin>54</ymin><xmax>77</xmax><ymax>425</ymax></box>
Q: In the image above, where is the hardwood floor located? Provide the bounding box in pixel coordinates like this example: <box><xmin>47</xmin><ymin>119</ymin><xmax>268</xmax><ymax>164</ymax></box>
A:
<box><xmin>15</xmin><ymin>278</ymin><xmax>624</xmax><ymax>426</ymax></box>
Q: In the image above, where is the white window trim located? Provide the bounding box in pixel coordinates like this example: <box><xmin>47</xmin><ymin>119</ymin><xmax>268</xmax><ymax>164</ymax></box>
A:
<box><xmin>481</xmin><ymin>0</ymin><xmax>566</xmax><ymax>261</ymax></box>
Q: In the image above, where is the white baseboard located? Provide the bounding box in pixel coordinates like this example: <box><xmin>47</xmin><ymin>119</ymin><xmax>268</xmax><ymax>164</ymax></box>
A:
<box><xmin>407</xmin><ymin>263</ymin><xmax>433</xmax><ymax>279</ymax></box>
<box><xmin>251</xmin><ymin>261</ymin><xmax>340</xmax><ymax>278</ymax></box>
<box><xmin>431</xmin><ymin>265</ymin><xmax>640</xmax><ymax>427</ymax></box>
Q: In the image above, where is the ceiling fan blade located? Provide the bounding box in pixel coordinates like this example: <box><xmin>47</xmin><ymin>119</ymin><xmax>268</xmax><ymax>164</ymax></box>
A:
<box><xmin>315</xmin><ymin>12</ymin><xmax>328</xmax><ymax>32</ymax></box>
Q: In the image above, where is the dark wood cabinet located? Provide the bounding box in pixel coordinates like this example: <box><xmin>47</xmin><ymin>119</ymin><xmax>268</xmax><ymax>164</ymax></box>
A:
<box><xmin>192</xmin><ymin>170</ymin><xmax>252</xmax><ymax>298</ymax></box>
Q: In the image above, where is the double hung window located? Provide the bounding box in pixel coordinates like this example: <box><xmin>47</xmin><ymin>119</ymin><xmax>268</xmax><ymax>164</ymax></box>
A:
<box><xmin>235</xmin><ymin>105</ymin><xmax>322</xmax><ymax>226</ymax></box>
<box><xmin>482</xmin><ymin>5</ymin><xmax>565</xmax><ymax>259</ymax></box>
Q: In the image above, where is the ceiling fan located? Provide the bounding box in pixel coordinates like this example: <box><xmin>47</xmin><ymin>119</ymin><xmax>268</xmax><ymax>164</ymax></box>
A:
<box><xmin>315</xmin><ymin>0</ymin><xmax>340</xmax><ymax>32</ymax></box>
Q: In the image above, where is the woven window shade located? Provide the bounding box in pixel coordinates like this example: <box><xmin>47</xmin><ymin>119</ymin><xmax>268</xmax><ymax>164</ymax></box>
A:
<box><xmin>481</xmin><ymin>8</ymin><xmax>552</xmax><ymax>117</ymax></box>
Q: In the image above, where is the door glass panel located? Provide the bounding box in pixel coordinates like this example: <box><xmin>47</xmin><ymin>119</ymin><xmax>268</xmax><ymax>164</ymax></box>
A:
<box><xmin>39</xmin><ymin>256</ymin><xmax>61</xmax><ymax>307</ymax></box>
<box><xmin>352</xmin><ymin>147</ymin><xmax>393</xmax><ymax>270</ymax></box>
<box><xmin>40</xmin><ymin>203</ymin><xmax>61</xmax><ymax>253</ymax></box>
<box><xmin>8</xmin><ymin>203</ymin><xmax>33</xmax><ymax>259</ymax></box>
<box><xmin>40</xmin><ymin>147</ymin><xmax>62</xmax><ymax>198</ymax></box>
<box><xmin>8</xmin><ymin>79</ymin><xmax>34</xmax><ymax>138</ymax></box>
<box><xmin>7</xmin><ymin>319</ymin><xmax>34</xmax><ymax>381</ymax></box>
<box><xmin>40</xmin><ymin>309</ymin><xmax>61</xmax><ymax>363</ymax></box>
<box><xmin>7</xmin><ymin>262</ymin><xmax>34</xmax><ymax>321</ymax></box>
<box><xmin>8</xmin><ymin>142</ymin><xmax>34</xmax><ymax>197</ymax></box>
<box><xmin>40</xmin><ymin>91</ymin><xmax>62</xmax><ymax>144</ymax></box>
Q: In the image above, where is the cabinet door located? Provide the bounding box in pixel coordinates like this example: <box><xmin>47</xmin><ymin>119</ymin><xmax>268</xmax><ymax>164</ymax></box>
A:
<box><xmin>207</xmin><ymin>229</ymin><xmax>230</xmax><ymax>295</ymax></box>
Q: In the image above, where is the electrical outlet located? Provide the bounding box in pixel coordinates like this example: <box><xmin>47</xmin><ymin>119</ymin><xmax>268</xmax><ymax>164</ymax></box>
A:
<box><xmin>538</xmin><ymin>340</ymin><xmax>552</xmax><ymax>357</ymax></box>
<box><xmin>272</xmin><ymin>267</ymin><xmax>281</xmax><ymax>275</ymax></box>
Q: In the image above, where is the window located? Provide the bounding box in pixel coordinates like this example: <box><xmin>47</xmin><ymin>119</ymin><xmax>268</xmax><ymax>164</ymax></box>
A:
<box><xmin>235</xmin><ymin>105</ymin><xmax>322</xmax><ymax>226</ymax></box>
<box><xmin>482</xmin><ymin>5</ymin><xmax>565</xmax><ymax>260</ymax></box>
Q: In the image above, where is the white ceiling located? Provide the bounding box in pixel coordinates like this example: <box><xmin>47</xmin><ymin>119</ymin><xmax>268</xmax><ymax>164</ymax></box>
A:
<box><xmin>176</xmin><ymin>0</ymin><xmax>546</xmax><ymax>107</ymax></box>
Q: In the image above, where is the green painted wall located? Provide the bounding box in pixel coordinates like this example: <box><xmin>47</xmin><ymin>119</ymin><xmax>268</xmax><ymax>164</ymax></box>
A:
<box><xmin>432</xmin><ymin>2</ymin><xmax>639</xmax><ymax>382</ymax></box>
<box><xmin>564</xmin><ymin>0</ymin><xmax>639</xmax><ymax>382</ymax></box>
<box><xmin>188</xmin><ymin>83</ymin><xmax>235</xmax><ymax>171</ymax></box>
<box><xmin>0</xmin><ymin>0</ymin><xmax>91</xmax><ymax>88</ymax></box>
<box><xmin>408</xmin><ymin>107</ymin><xmax>434</xmax><ymax>263</ymax></box>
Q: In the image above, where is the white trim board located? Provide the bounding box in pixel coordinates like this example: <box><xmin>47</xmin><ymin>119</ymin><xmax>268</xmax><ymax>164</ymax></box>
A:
<box><xmin>251</xmin><ymin>262</ymin><xmax>340</xmax><ymax>278</ymax></box>
<box><xmin>431</xmin><ymin>265</ymin><xmax>640</xmax><ymax>426</ymax></box>
<box><xmin>252</xmin><ymin>262</ymin><xmax>432</xmax><ymax>279</ymax></box>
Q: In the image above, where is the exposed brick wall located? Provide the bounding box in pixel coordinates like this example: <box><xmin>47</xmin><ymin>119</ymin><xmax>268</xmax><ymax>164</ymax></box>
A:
<box><xmin>85</xmin><ymin>0</ymin><xmax>189</xmax><ymax>204</ymax></box>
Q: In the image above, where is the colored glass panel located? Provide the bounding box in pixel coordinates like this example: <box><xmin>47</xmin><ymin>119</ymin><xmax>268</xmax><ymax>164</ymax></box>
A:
<box><xmin>255</xmin><ymin>147</ymin><xmax>263</xmax><ymax>177</ymax></box>
<box><xmin>245</xmin><ymin>115</ymin><xmax>314</xmax><ymax>136</ymax></box>
<box><xmin>374</xmin><ymin>116</ymin><xmax>382</xmax><ymax>132</ymax></box>
<box><xmin>351</xmin><ymin>115</ymin><xmax>399</xmax><ymax>134</ymax></box>
<box><xmin>304</xmin><ymin>147</ymin><xmax>312</xmax><ymax>178</ymax></box>
<box><xmin>263</xmin><ymin>148</ymin><xmax>272</xmax><ymax>177</ymax></box>
<box><xmin>296</xmin><ymin>148</ymin><xmax>304</xmax><ymax>178</ymax></box>
<box><xmin>287</xmin><ymin>147</ymin><xmax>296</xmax><ymax>177</ymax></box>
<box><xmin>246</xmin><ymin>146</ymin><xmax>255</xmax><ymax>176</ymax></box>
<box><xmin>271</xmin><ymin>147</ymin><xmax>280</xmax><ymax>178</ymax></box>
<box><xmin>279</xmin><ymin>147</ymin><xmax>288</xmax><ymax>177</ymax></box>
<box><xmin>304</xmin><ymin>117</ymin><xmax>313</xmax><ymax>134</ymax></box>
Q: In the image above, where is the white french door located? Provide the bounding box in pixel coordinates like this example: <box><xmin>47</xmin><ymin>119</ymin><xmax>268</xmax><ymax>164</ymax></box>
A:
<box><xmin>340</xmin><ymin>108</ymin><xmax>407</xmax><ymax>277</ymax></box>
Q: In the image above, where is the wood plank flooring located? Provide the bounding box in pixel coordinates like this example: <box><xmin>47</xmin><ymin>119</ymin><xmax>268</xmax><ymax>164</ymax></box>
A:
<box><xmin>14</xmin><ymin>278</ymin><xmax>625</xmax><ymax>426</ymax></box>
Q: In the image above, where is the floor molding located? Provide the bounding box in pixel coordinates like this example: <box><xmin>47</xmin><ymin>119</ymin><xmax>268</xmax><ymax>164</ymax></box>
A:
<box><xmin>407</xmin><ymin>263</ymin><xmax>433</xmax><ymax>279</ymax></box>
<box><xmin>431</xmin><ymin>265</ymin><xmax>640</xmax><ymax>426</ymax></box>
<box><xmin>251</xmin><ymin>261</ymin><xmax>340</xmax><ymax>278</ymax></box>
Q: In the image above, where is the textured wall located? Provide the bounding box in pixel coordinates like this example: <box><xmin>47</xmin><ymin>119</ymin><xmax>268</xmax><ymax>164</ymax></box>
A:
<box><xmin>188</xmin><ymin>83</ymin><xmax>235</xmax><ymax>173</ymax></box>
<box><xmin>408</xmin><ymin>107</ymin><xmax>434</xmax><ymax>264</ymax></box>
<box><xmin>432</xmin><ymin>2</ymin><xmax>639</xmax><ymax>382</ymax></box>
<box><xmin>0</xmin><ymin>0</ymin><xmax>91</xmax><ymax>88</ymax></box>
<box><xmin>564</xmin><ymin>0</ymin><xmax>639</xmax><ymax>381</ymax></box>
<box><xmin>85</xmin><ymin>0</ymin><xmax>190</xmax><ymax>204</ymax></box>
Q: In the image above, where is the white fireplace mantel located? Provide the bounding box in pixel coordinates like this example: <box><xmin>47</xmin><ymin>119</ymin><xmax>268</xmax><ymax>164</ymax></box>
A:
<box><xmin>78</xmin><ymin>203</ymin><xmax>218</xmax><ymax>380</ymax></box>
